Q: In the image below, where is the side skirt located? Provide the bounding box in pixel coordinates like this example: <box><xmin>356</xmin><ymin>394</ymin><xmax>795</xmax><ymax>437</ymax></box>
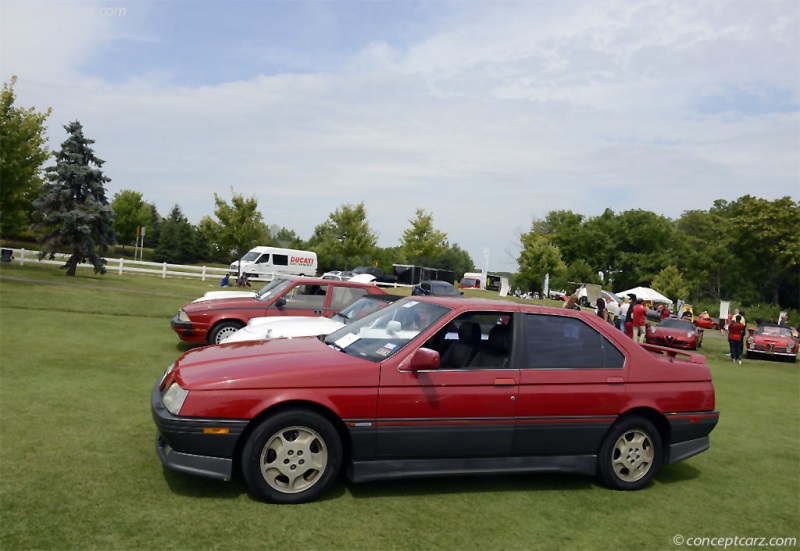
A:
<box><xmin>348</xmin><ymin>455</ymin><xmax>596</xmax><ymax>483</ymax></box>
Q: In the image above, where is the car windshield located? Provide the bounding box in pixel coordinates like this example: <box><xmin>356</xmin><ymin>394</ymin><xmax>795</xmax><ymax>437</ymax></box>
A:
<box><xmin>659</xmin><ymin>318</ymin><xmax>694</xmax><ymax>330</ymax></box>
<box><xmin>255</xmin><ymin>278</ymin><xmax>293</xmax><ymax>301</ymax></box>
<box><xmin>460</xmin><ymin>278</ymin><xmax>478</xmax><ymax>287</ymax></box>
<box><xmin>324</xmin><ymin>299</ymin><xmax>451</xmax><ymax>362</ymax></box>
<box><xmin>332</xmin><ymin>297</ymin><xmax>392</xmax><ymax>324</ymax></box>
<box><xmin>240</xmin><ymin>251</ymin><xmax>260</xmax><ymax>262</ymax></box>
<box><xmin>434</xmin><ymin>283</ymin><xmax>461</xmax><ymax>296</ymax></box>
<box><xmin>755</xmin><ymin>325</ymin><xmax>793</xmax><ymax>337</ymax></box>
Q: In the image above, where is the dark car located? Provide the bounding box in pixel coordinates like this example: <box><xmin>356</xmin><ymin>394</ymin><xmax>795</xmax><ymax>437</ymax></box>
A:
<box><xmin>170</xmin><ymin>277</ymin><xmax>387</xmax><ymax>345</ymax></box>
<box><xmin>153</xmin><ymin>297</ymin><xmax>719</xmax><ymax>504</ymax></box>
<box><xmin>411</xmin><ymin>280</ymin><xmax>463</xmax><ymax>297</ymax></box>
<box><xmin>646</xmin><ymin>317</ymin><xmax>703</xmax><ymax>350</ymax></box>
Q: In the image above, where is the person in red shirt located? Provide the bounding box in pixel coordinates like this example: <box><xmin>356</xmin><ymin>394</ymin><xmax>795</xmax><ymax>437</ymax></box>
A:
<box><xmin>632</xmin><ymin>299</ymin><xmax>647</xmax><ymax>342</ymax></box>
<box><xmin>727</xmin><ymin>315</ymin><xmax>746</xmax><ymax>364</ymax></box>
<box><xmin>660</xmin><ymin>305</ymin><xmax>670</xmax><ymax>319</ymax></box>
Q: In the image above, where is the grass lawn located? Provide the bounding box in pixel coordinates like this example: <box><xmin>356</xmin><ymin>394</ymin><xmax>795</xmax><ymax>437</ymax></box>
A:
<box><xmin>1</xmin><ymin>263</ymin><xmax>798</xmax><ymax>550</ymax></box>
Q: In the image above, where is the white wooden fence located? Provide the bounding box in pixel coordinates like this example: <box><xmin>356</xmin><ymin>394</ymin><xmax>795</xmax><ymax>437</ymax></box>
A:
<box><xmin>2</xmin><ymin>247</ymin><xmax>230</xmax><ymax>281</ymax></box>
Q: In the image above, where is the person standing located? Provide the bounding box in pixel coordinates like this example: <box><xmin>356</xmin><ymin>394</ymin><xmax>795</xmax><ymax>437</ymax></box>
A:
<box><xmin>617</xmin><ymin>296</ymin><xmax>630</xmax><ymax>331</ymax></box>
<box><xmin>624</xmin><ymin>294</ymin><xmax>636</xmax><ymax>338</ymax></box>
<box><xmin>596</xmin><ymin>297</ymin><xmax>609</xmax><ymax>323</ymax></box>
<box><xmin>727</xmin><ymin>315</ymin><xmax>746</xmax><ymax>364</ymax></box>
<box><xmin>632</xmin><ymin>299</ymin><xmax>647</xmax><ymax>343</ymax></box>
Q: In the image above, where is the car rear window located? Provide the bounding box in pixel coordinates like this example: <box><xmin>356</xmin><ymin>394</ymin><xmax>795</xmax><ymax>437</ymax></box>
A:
<box><xmin>524</xmin><ymin>314</ymin><xmax>624</xmax><ymax>369</ymax></box>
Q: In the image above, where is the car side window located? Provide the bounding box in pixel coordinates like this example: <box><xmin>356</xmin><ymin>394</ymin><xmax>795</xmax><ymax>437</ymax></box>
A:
<box><xmin>525</xmin><ymin>313</ymin><xmax>624</xmax><ymax>369</ymax></box>
<box><xmin>422</xmin><ymin>311</ymin><xmax>514</xmax><ymax>370</ymax></box>
<box><xmin>273</xmin><ymin>254</ymin><xmax>288</xmax><ymax>266</ymax></box>
<box><xmin>256</xmin><ymin>254</ymin><xmax>271</xmax><ymax>264</ymax></box>
<box><xmin>330</xmin><ymin>287</ymin><xmax>367</xmax><ymax>310</ymax></box>
<box><xmin>285</xmin><ymin>284</ymin><xmax>327</xmax><ymax>308</ymax></box>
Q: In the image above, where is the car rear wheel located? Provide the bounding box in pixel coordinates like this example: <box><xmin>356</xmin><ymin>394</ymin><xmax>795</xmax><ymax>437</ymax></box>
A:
<box><xmin>597</xmin><ymin>416</ymin><xmax>661</xmax><ymax>491</ymax></box>
<box><xmin>241</xmin><ymin>409</ymin><xmax>342</xmax><ymax>504</ymax></box>
<box><xmin>208</xmin><ymin>321</ymin><xmax>244</xmax><ymax>344</ymax></box>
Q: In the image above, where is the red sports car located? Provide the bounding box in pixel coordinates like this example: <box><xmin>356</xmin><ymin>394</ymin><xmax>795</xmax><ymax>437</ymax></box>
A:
<box><xmin>171</xmin><ymin>277</ymin><xmax>387</xmax><ymax>345</ymax></box>
<box><xmin>693</xmin><ymin>316</ymin><xmax>718</xmax><ymax>330</ymax></box>
<box><xmin>745</xmin><ymin>324</ymin><xmax>798</xmax><ymax>362</ymax></box>
<box><xmin>153</xmin><ymin>296</ymin><xmax>719</xmax><ymax>504</ymax></box>
<box><xmin>647</xmin><ymin>318</ymin><xmax>704</xmax><ymax>350</ymax></box>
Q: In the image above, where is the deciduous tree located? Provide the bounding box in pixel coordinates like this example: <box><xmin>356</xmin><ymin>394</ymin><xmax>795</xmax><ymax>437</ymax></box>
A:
<box><xmin>308</xmin><ymin>202</ymin><xmax>377</xmax><ymax>270</ymax></box>
<box><xmin>0</xmin><ymin>76</ymin><xmax>52</xmax><ymax>236</ymax></box>
<box><xmin>198</xmin><ymin>189</ymin><xmax>269</xmax><ymax>263</ymax></box>
<box><xmin>399</xmin><ymin>209</ymin><xmax>449</xmax><ymax>266</ymax></box>
<box><xmin>111</xmin><ymin>189</ymin><xmax>151</xmax><ymax>248</ymax></box>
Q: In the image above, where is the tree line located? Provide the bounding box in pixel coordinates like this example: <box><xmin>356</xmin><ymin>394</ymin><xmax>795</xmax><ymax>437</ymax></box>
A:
<box><xmin>2</xmin><ymin>75</ymin><xmax>798</xmax><ymax>311</ymax></box>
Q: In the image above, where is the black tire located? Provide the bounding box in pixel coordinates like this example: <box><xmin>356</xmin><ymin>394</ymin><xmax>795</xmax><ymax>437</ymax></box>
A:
<box><xmin>597</xmin><ymin>416</ymin><xmax>662</xmax><ymax>491</ymax></box>
<box><xmin>240</xmin><ymin>409</ymin><xmax>342</xmax><ymax>504</ymax></box>
<box><xmin>207</xmin><ymin>320</ymin><xmax>245</xmax><ymax>344</ymax></box>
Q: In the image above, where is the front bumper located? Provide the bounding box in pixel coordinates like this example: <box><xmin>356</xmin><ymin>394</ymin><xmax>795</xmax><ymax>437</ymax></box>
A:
<box><xmin>170</xmin><ymin>315</ymin><xmax>205</xmax><ymax>343</ymax></box>
<box><xmin>151</xmin><ymin>383</ymin><xmax>247</xmax><ymax>481</ymax></box>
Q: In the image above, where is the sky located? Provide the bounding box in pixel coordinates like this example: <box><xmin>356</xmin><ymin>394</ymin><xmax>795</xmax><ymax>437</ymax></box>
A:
<box><xmin>1</xmin><ymin>0</ymin><xmax>798</xmax><ymax>271</ymax></box>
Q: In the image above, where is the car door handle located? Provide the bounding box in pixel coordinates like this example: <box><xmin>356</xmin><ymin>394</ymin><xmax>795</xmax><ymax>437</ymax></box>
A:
<box><xmin>314</xmin><ymin>310</ymin><xmax>322</xmax><ymax>315</ymax></box>
<box><xmin>494</xmin><ymin>378</ymin><xmax>516</xmax><ymax>386</ymax></box>
<box><xmin>606</xmin><ymin>377</ymin><xmax>625</xmax><ymax>385</ymax></box>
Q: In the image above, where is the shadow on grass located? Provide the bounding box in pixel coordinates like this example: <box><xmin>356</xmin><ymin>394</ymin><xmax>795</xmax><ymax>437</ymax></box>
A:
<box><xmin>655</xmin><ymin>462</ymin><xmax>702</xmax><ymax>485</ymax></box>
<box><xmin>161</xmin><ymin>462</ymin><xmax>702</xmax><ymax>503</ymax></box>
<box><xmin>346</xmin><ymin>472</ymin><xmax>594</xmax><ymax>500</ymax></box>
<box><xmin>162</xmin><ymin>468</ymin><xmax>248</xmax><ymax>500</ymax></box>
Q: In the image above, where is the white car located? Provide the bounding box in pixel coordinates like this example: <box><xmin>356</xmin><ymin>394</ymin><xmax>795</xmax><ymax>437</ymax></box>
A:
<box><xmin>220</xmin><ymin>294</ymin><xmax>400</xmax><ymax>343</ymax></box>
<box><xmin>192</xmin><ymin>278</ymin><xmax>289</xmax><ymax>303</ymax></box>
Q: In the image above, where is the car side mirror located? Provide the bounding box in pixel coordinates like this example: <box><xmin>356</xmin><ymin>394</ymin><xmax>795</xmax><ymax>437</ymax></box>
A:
<box><xmin>408</xmin><ymin>347</ymin><xmax>440</xmax><ymax>371</ymax></box>
<box><xmin>275</xmin><ymin>297</ymin><xmax>287</xmax><ymax>308</ymax></box>
<box><xmin>386</xmin><ymin>320</ymin><xmax>401</xmax><ymax>334</ymax></box>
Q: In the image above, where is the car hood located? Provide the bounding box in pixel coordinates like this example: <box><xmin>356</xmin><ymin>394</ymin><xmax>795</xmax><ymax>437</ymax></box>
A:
<box><xmin>172</xmin><ymin>337</ymin><xmax>373</xmax><ymax>390</ymax></box>
<box><xmin>192</xmin><ymin>290</ymin><xmax>257</xmax><ymax>303</ymax></box>
<box><xmin>221</xmin><ymin>316</ymin><xmax>345</xmax><ymax>343</ymax></box>
<box><xmin>183</xmin><ymin>296</ymin><xmax>267</xmax><ymax>312</ymax></box>
<box><xmin>653</xmin><ymin>326</ymin><xmax>696</xmax><ymax>336</ymax></box>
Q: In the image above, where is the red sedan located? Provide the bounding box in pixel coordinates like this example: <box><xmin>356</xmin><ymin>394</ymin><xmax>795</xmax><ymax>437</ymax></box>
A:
<box><xmin>647</xmin><ymin>318</ymin><xmax>704</xmax><ymax>350</ymax></box>
<box><xmin>171</xmin><ymin>277</ymin><xmax>387</xmax><ymax>345</ymax></box>
<box><xmin>153</xmin><ymin>297</ymin><xmax>719</xmax><ymax>503</ymax></box>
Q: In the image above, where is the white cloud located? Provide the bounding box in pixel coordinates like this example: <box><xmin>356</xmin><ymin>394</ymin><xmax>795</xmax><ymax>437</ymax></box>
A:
<box><xmin>1</xmin><ymin>0</ymin><xmax>798</xmax><ymax>271</ymax></box>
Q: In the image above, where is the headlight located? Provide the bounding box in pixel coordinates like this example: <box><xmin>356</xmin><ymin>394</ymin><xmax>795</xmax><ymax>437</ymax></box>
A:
<box><xmin>687</xmin><ymin>331</ymin><xmax>695</xmax><ymax>338</ymax></box>
<box><xmin>162</xmin><ymin>383</ymin><xmax>188</xmax><ymax>415</ymax></box>
<box><xmin>747</xmin><ymin>337</ymin><xmax>754</xmax><ymax>345</ymax></box>
<box><xmin>178</xmin><ymin>309</ymin><xmax>190</xmax><ymax>322</ymax></box>
<box><xmin>159</xmin><ymin>362</ymin><xmax>175</xmax><ymax>387</ymax></box>
<box><xmin>788</xmin><ymin>341</ymin><xmax>795</xmax><ymax>350</ymax></box>
<box><xmin>649</xmin><ymin>327</ymin><xmax>655</xmax><ymax>334</ymax></box>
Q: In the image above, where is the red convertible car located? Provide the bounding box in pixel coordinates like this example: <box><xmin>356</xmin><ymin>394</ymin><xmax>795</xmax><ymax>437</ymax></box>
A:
<box><xmin>171</xmin><ymin>277</ymin><xmax>386</xmax><ymax>345</ymax></box>
<box><xmin>745</xmin><ymin>324</ymin><xmax>798</xmax><ymax>362</ymax></box>
<box><xmin>153</xmin><ymin>297</ymin><xmax>719</xmax><ymax>504</ymax></box>
<box><xmin>646</xmin><ymin>318</ymin><xmax>703</xmax><ymax>350</ymax></box>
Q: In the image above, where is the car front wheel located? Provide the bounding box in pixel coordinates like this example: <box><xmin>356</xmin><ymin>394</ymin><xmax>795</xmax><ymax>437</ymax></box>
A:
<box><xmin>597</xmin><ymin>416</ymin><xmax>661</xmax><ymax>491</ymax></box>
<box><xmin>208</xmin><ymin>321</ymin><xmax>244</xmax><ymax>344</ymax></box>
<box><xmin>241</xmin><ymin>409</ymin><xmax>342</xmax><ymax>504</ymax></box>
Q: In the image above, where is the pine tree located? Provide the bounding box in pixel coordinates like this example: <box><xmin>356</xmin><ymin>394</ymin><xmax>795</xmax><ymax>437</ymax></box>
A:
<box><xmin>31</xmin><ymin>121</ymin><xmax>116</xmax><ymax>276</ymax></box>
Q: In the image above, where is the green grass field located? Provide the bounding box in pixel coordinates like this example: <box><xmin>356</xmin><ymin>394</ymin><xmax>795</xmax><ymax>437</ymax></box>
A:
<box><xmin>1</xmin><ymin>263</ymin><xmax>798</xmax><ymax>550</ymax></box>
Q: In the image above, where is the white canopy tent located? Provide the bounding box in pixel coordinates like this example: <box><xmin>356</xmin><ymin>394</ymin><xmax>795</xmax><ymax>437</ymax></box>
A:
<box><xmin>616</xmin><ymin>286</ymin><xmax>673</xmax><ymax>305</ymax></box>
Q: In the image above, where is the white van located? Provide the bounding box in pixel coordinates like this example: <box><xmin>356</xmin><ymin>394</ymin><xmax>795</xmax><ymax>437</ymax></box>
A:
<box><xmin>230</xmin><ymin>247</ymin><xmax>318</xmax><ymax>280</ymax></box>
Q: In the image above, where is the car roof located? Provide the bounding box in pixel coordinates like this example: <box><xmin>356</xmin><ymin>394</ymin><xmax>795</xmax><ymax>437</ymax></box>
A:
<box><xmin>289</xmin><ymin>277</ymin><xmax>381</xmax><ymax>288</ymax></box>
<box><xmin>404</xmin><ymin>295</ymin><xmax>591</xmax><ymax>317</ymax></box>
